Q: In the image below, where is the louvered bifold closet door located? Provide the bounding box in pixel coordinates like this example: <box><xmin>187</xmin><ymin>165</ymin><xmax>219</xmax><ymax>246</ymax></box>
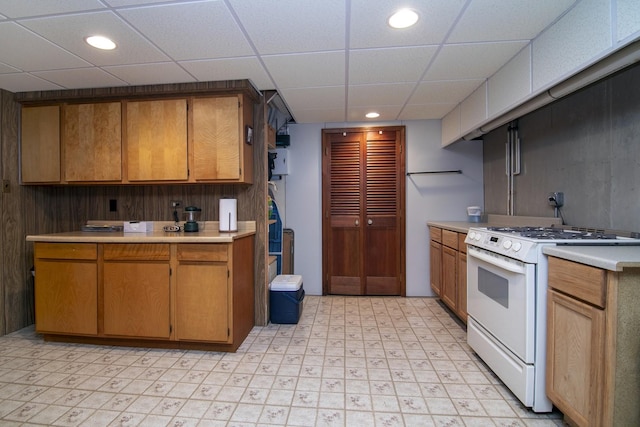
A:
<box><xmin>323</xmin><ymin>127</ymin><xmax>405</xmax><ymax>296</ymax></box>
<box><xmin>324</xmin><ymin>132</ymin><xmax>364</xmax><ymax>295</ymax></box>
<box><xmin>364</xmin><ymin>130</ymin><xmax>401</xmax><ymax>295</ymax></box>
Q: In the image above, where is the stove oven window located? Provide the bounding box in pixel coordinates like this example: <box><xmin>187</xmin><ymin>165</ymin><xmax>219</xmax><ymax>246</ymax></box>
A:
<box><xmin>478</xmin><ymin>267</ymin><xmax>509</xmax><ymax>309</ymax></box>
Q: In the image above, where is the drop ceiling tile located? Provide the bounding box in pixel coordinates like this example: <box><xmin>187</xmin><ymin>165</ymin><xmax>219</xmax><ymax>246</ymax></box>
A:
<box><xmin>20</xmin><ymin>11</ymin><xmax>169</xmax><ymax>66</ymax></box>
<box><xmin>532</xmin><ymin>0</ymin><xmax>611</xmax><ymax>91</ymax></box>
<box><xmin>0</xmin><ymin>22</ymin><xmax>91</xmax><ymax>71</ymax></box>
<box><xmin>0</xmin><ymin>62</ymin><xmax>19</xmax><ymax>73</ymax></box>
<box><xmin>448</xmin><ymin>0</ymin><xmax>578</xmax><ymax>43</ymax></box>
<box><xmin>32</xmin><ymin>67</ymin><xmax>126</xmax><ymax>89</ymax></box>
<box><xmin>180</xmin><ymin>57</ymin><xmax>273</xmax><ymax>90</ymax></box>
<box><xmin>0</xmin><ymin>0</ymin><xmax>105</xmax><ymax>18</ymax></box>
<box><xmin>280</xmin><ymin>86</ymin><xmax>345</xmax><ymax>111</ymax></box>
<box><xmin>349</xmin><ymin>46</ymin><xmax>437</xmax><ymax>84</ymax></box>
<box><xmin>103</xmin><ymin>0</ymin><xmax>175</xmax><ymax>6</ymax></box>
<box><xmin>424</xmin><ymin>41</ymin><xmax>528</xmax><ymax>81</ymax></box>
<box><xmin>263</xmin><ymin>51</ymin><xmax>345</xmax><ymax>89</ymax></box>
<box><xmin>410</xmin><ymin>80</ymin><xmax>484</xmax><ymax>105</ymax></box>
<box><xmin>0</xmin><ymin>73</ymin><xmax>63</xmax><ymax>92</ymax></box>
<box><xmin>399</xmin><ymin>103</ymin><xmax>458</xmax><ymax>120</ymax></box>
<box><xmin>119</xmin><ymin>2</ymin><xmax>254</xmax><ymax>61</ymax></box>
<box><xmin>488</xmin><ymin>46</ymin><xmax>531</xmax><ymax>117</ymax></box>
<box><xmin>228</xmin><ymin>0</ymin><xmax>345</xmax><ymax>55</ymax></box>
<box><xmin>618</xmin><ymin>0</ymin><xmax>640</xmax><ymax>42</ymax></box>
<box><xmin>347</xmin><ymin>104</ymin><xmax>401</xmax><ymax>121</ymax></box>
<box><xmin>348</xmin><ymin>83</ymin><xmax>415</xmax><ymax>106</ymax></box>
<box><xmin>349</xmin><ymin>0</ymin><xmax>465</xmax><ymax>48</ymax></box>
<box><xmin>292</xmin><ymin>108</ymin><xmax>346</xmax><ymax>124</ymax></box>
<box><xmin>103</xmin><ymin>62</ymin><xmax>196</xmax><ymax>86</ymax></box>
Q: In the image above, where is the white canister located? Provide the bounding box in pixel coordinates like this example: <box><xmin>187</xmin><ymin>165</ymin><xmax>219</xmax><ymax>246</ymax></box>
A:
<box><xmin>219</xmin><ymin>198</ymin><xmax>237</xmax><ymax>232</ymax></box>
<box><xmin>467</xmin><ymin>206</ymin><xmax>482</xmax><ymax>222</ymax></box>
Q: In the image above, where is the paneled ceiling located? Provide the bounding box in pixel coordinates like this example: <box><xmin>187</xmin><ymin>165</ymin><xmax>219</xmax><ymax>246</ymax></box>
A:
<box><xmin>0</xmin><ymin>0</ymin><xmax>578</xmax><ymax>125</ymax></box>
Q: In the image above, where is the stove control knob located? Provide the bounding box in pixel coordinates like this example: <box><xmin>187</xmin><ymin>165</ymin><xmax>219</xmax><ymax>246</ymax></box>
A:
<box><xmin>503</xmin><ymin>240</ymin><xmax>512</xmax><ymax>249</ymax></box>
<box><xmin>468</xmin><ymin>231</ymin><xmax>476</xmax><ymax>240</ymax></box>
<box><xmin>475</xmin><ymin>233</ymin><xmax>482</xmax><ymax>241</ymax></box>
<box><xmin>513</xmin><ymin>242</ymin><xmax>522</xmax><ymax>252</ymax></box>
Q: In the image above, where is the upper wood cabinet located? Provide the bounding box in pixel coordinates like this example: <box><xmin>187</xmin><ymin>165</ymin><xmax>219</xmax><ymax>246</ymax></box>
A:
<box><xmin>21</xmin><ymin>105</ymin><xmax>61</xmax><ymax>183</ymax></box>
<box><xmin>63</xmin><ymin>102</ymin><xmax>122</xmax><ymax>182</ymax></box>
<box><xmin>125</xmin><ymin>98</ymin><xmax>188</xmax><ymax>182</ymax></box>
<box><xmin>19</xmin><ymin>89</ymin><xmax>256</xmax><ymax>185</ymax></box>
<box><xmin>191</xmin><ymin>94</ymin><xmax>253</xmax><ymax>184</ymax></box>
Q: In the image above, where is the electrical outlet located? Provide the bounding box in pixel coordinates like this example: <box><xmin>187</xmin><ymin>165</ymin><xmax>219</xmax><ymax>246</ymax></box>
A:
<box><xmin>170</xmin><ymin>200</ymin><xmax>182</xmax><ymax>223</ymax></box>
<box><xmin>547</xmin><ymin>192</ymin><xmax>564</xmax><ymax>207</ymax></box>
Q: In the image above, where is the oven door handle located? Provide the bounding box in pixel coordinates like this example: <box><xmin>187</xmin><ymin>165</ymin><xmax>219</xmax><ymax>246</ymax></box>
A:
<box><xmin>468</xmin><ymin>247</ymin><xmax>527</xmax><ymax>275</ymax></box>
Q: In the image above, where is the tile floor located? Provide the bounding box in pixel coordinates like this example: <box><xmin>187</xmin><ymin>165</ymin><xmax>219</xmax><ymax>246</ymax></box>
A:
<box><xmin>0</xmin><ymin>296</ymin><xmax>565</xmax><ymax>427</ymax></box>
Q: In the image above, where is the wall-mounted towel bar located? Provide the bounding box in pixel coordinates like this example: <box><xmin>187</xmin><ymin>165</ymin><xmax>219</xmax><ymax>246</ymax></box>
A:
<box><xmin>406</xmin><ymin>170</ymin><xmax>462</xmax><ymax>176</ymax></box>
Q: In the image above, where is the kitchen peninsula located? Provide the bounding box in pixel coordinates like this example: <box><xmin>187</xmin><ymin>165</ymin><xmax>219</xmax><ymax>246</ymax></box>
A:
<box><xmin>26</xmin><ymin>221</ymin><xmax>255</xmax><ymax>352</ymax></box>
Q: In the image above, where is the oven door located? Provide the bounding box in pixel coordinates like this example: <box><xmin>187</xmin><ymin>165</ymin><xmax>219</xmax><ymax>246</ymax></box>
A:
<box><xmin>467</xmin><ymin>246</ymin><xmax>535</xmax><ymax>363</ymax></box>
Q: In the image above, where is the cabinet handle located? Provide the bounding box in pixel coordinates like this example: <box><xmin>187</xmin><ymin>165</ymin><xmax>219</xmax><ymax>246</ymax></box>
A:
<box><xmin>355</xmin><ymin>219</ymin><xmax>359</xmax><ymax>226</ymax></box>
<box><xmin>368</xmin><ymin>219</ymin><xmax>373</xmax><ymax>225</ymax></box>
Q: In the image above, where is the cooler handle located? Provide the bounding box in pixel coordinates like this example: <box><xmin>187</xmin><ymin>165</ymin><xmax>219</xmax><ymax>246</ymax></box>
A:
<box><xmin>280</xmin><ymin>289</ymin><xmax>305</xmax><ymax>304</ymax></box>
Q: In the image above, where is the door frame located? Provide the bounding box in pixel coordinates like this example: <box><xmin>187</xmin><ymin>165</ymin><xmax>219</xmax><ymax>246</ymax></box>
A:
<box><xmin>321</xmin><ymin>125</ymin><xmax>406</xmax><ymax>296</ymax></box>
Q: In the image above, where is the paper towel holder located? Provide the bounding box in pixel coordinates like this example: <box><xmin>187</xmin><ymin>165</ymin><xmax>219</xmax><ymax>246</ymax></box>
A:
<box><xmin>219</xmin><ymin>198</ymin><xmax>238</xmax><ymax>232</ymax></box>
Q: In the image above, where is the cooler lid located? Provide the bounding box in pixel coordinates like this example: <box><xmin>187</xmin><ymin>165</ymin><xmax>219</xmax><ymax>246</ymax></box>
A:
<box><xmin>270</xmin><ymin>274</ymin><xmax>303</xmax><ymax>291</ymax></box>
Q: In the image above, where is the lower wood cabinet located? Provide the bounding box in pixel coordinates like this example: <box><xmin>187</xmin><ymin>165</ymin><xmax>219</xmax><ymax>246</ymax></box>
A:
<box><xmin>457</xmin><ymin>246</ymin><xmax>467</xmax><ymax>322</ymax></box>
<box><xmin>547</xmin><ymin>288</ymin><xmax>604</xmax><ymax>426</ymax></box>
<box><xmin>34</xmin><ymin>243</ymin><xmax>97</xmax><ymax>335</ymax></box>
<box><xmin>103</xmin><ymin>244</ymin><xmax>171</xmax><ymax>339</ymax></box>
<box><xmin>441</xmin><ymin>245</ymin><xmax>457</xmax><ymax>308</ymax></box>
<box><xmin>546</xmin><ymin>255</ymin><xmax>640</xmax><ymax>427</ymax></box>
<box><xmin>33</xmin><ymin>237</ymin><xmax>254</xmax><ymax>351</ymax></box>
<box><xmin>176</xmin><ymin>244</ymin><xmax>230</xmax><ymax>342</ymax></box>
<box><xmin>429</xmin><ymin>226</ymin><xmax>467</xmax><ymax>323</ymax></box>
<box><xmin>429</xmin><ymin>226</ymin><xmax>442</xmax><ymax>295</ymax></box>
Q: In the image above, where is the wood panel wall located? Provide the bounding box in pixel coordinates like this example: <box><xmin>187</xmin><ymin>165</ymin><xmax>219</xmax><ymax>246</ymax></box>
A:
<box><xmin>0</xmin><ymin>81</ymin><xmax>270</xmax><ymax>336</ymax></box>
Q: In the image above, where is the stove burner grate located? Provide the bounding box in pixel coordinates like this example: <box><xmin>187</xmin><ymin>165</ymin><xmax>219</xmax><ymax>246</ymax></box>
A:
<box><xmin>487</xmin><ymin>226</ymin><xmax>618</xmax><ymax>240</ymax></box>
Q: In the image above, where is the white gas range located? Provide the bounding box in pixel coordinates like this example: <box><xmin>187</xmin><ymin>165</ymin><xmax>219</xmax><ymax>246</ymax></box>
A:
<box><xmin>464</xmin><ymin>226</ymin><xmax>640</xmax><ymax>412</ymax></box>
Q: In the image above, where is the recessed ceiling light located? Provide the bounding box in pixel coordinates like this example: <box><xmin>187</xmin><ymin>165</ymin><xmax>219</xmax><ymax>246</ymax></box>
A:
<box><xmin>365</xmin><ymin>112</ymin><xmax>380</xmax><ymax>119</ymax></box>
<box><xmin>388</xmin><ymin>9</ymin><xmax>419</xmax><ymax>29</ymax></box>
<box><xmin>85</xmin><ymin>35</ymin><xmax>116</xmax><ymax>50</ymax></box>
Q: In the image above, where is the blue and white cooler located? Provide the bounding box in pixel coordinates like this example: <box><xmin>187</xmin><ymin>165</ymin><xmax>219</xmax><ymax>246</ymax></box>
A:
<box><xmin>269</xmin><ymin>274</ymin><xmax>304</xmax><ymax>324</ymax></box>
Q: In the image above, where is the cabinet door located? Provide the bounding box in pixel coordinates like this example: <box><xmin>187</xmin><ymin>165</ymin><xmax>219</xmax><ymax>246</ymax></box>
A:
<box><xmin>63</xmin><ymin>102</ymin><xmax>121</xmax><ymax>182</ymax></box>
<box><xmin>35</xmin><ymin>260</ymin><xmax>97</xmax><ymax>335</ymax></box>
<box><xmin>192</xmin><ymin>96</ymin><xmax>242</xmax><ymax>181</ymax></box>
<box><xmin>21</xmin><ymin>105</ymin><xmax>61</xmax><ymax>183</ymax></box>
<box><xmin>126</xmin><ymin>99</ymin><xmax>188</xmax><ymax>181</ymax></box>
<box><xmin>441</xmin><ymin>245</ymin><xmax>457</xmax><ymax>310</ymax></box>
<box><xmin>103</xmin><ymin>261</ymin><xmax>171</xmax><ymax>338</ymax></box>
<box><xmin>457</xmin><ymin>250</ymin><xmax>467</xmax><ymax>322</ymax></box>
<box><xmin>546</xmin><ymin>289</ymin><xmax>605</xmax><ymax>427</ymax></box>
<box><xmin>430</xmin><ymin>240</ymin><xmax>442</xmax><ymax>296</ymax></box>
<box><xmin>176</xmin><ymin>263</ymin><xmax>229</xmax><ymax>342</ymax></box>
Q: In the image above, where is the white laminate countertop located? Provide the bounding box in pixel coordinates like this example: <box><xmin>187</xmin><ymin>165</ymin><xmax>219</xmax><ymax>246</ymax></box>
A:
<box><xmin>26</xmin><ymin>221</ymin><xmax>256</xmax><ymax>244</ymax></box>
<box><xmin>543</xmin><ymin>245</ymin><xmax>640</xmax><ymax>271</ymax></box>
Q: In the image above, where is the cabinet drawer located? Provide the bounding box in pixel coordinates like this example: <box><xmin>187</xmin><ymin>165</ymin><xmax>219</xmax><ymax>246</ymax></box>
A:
<box><xmin>177</xmin><ymin>244</ymin><xmax>228</xmax><ymax>262</ymax></box>
<box><xmin>103</xmin><ymin>244</ymin><xmax>170</xmax><ymax>261</ymax></box>
<box><xmin>442</xmin><ymin>229</ymin><xmax>458</xmax><ymax>250</ymax></box>
<box><xmin>458</xmin><ymin>233</ymin><xmax>467</xmax><ymax>254</ymax></box>
<box><xmin>35</xmin><ymin>243</ymin><xmax>97</xmax><ymax>260</ymax></box>
<box><xmin>548</xmin><ymin>256</ymin><xmax>607</xmax><ymax>308</ymax></box>
<box><xmin>429</xmin><ymin>226</ymin><xmax>442</xmax><ymax>243</ymax></box>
